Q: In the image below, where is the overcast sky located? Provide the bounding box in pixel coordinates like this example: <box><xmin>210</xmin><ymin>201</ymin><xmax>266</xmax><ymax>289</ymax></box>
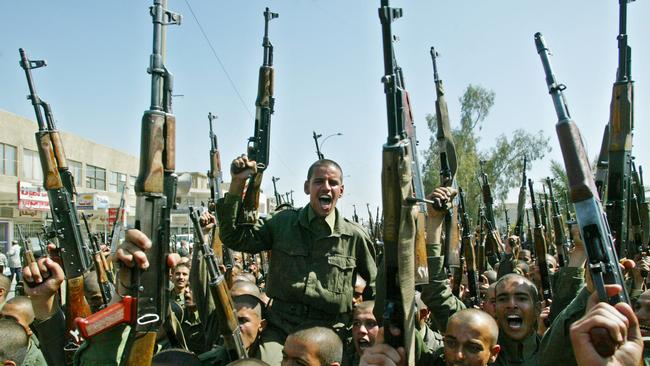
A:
<box><xmin>1</xmin><ymin>1</ymin><xmax>648</xmax><ymax>218</ymax></box>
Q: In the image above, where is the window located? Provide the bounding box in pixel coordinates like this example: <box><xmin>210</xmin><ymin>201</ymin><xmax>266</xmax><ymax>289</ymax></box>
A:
<box><xmin>129</xmin><ymin>175</ymin><xmax>137</xmax><ymax>195</ymax></box>
<box><xmin>109</xmin><ymin>171</ymin><xmax>127</xmax><ymax>193</ymax></box>
<box><xmin>22</xmin><ymin>149</ymin><xmax>43</xmax><ymax>181</ymax></box>
<box><xmin>86</xmin><ymin>165</ymin><xmax>106</xmax><ymax>190</ymax></box>
<box><xmin>68</xmin><ymin>160</ymin><xmax>83</xmax><ymax>187</ymax></box>
<box><xmin>0</xmin><ymin>143</ymin><xmax>17</xmax><ymax>176</ymax></box>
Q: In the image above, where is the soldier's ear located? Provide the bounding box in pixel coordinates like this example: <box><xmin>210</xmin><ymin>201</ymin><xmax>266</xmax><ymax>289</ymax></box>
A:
<box><xmin>304</xmin><ymin>181</ymin><xmax>309</xmax><ymax>195</ymax></box>
<box><xmin>489</xmin><ymin>344</ymin><xmax>501</xmax><ymax>363</ymax></box>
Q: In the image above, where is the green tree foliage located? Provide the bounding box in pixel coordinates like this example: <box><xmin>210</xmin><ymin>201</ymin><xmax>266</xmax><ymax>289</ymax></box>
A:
<box><xmin>422</xmin><ymin>84</ymin><xmax>551</xmax><ymax>218</ymax></box>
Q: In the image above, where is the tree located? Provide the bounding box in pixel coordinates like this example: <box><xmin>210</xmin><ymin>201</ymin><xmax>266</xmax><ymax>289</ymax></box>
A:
<box><xmin>422</xmin><ymin>84</ymin><xmax>551</xmax><ymax>219</ymax></box>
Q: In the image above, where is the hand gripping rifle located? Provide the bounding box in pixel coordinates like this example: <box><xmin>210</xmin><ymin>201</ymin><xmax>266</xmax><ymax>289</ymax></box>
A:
<box><xmin>536</xmin><ymin>32</ymin><xmax>629</xmax><ymax>357</ymax></box>
<box><xmin>605</xmin><ymin>0</ymin><xmax>635</xmax><ymax>258</ymax></box>
<box><xmin>190</xmin><ymin>207</ymin><xmax>248</xmax><ymax>360</ymax></box>
<box><xmin>528</xmin><ymin>179</ymin><xmax>553</xmax><ymax>303</ymax></box>
<box><xmin>378</xmin><ymin>0</ymin><xmax>424</xmax><ymax>359</ymax></box>
<box><xmin>240</xmin><ymin>8</ymin><xmax>278</xmax><ymax>225</ymax></box>
<box><xmin>77</xmin><ymin>2</ymin><xmax>182</xmax><ymax>363</ymax></box>
<box><xmin>208</xmin><ymin>112</ymin><xmax>225</xmax><ymax>263</ymax></box>
<box><xmin>19</xmin><ymin>48</ymin><xmax>93</xmax><ymax>355</ymax></box>
<box><xmin>546</xmin><ymin>178</ymin><xmax>569</xmax><ymax>267</ymax></box>
<box><xmin>430</xmin><ymin>47</ymin><xmax>461</xmax><ymax>283</ymax></box>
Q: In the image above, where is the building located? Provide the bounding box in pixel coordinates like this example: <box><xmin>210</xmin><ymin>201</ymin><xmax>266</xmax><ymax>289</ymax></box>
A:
<box><xmin>0</xmin><ymin>109</ymin><xmax>270</xmax><ymax>253</ymax></box>
<box><xmin>0</xmin><ymin>109</ymin><xmax>140</xmax><ymax>252</ymax></box>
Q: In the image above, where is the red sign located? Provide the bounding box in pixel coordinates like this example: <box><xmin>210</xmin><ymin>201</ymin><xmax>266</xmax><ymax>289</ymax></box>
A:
<box><xmin>17</xmin><ymin>181</ymin><xmax>50</xmax><ymax>211</ymax></box>
<box><xmin>108</xmin><ymin>207</ymin><xmax>126</xmax><ymax>229</ymax></box>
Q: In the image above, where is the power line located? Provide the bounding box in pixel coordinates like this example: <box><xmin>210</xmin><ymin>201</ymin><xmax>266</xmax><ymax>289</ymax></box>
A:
<box><xmin>183</xmin><ymin>0</ymin><xmax>253</xmax><ymax>119</ymax></box>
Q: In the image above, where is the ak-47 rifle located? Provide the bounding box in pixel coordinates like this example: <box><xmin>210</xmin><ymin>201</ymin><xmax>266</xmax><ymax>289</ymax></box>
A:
<box><xmin>605</xmin><ymin>0</ymin><xmax>635</xmax><ymax>258</ymax></box>
<box><xmin>83</xmin><ymin>2</ymin><xmax>182</xmax><ymax>363</ymax></box>
<box><xmin>109</xmin><ymin>185</ymin><xmax>127</xmax><ymax>254</ymax></box>
<box><xmin>562</xmin><ymin>191</ymin><xmax>576</xmax><ymax>242</ymax></box>
<box><xmin>628</xmin><ymin>160</ymin><xmax>649</xmax><ymax>257</ymax></box>
<box><xmin>525</xmin><ymin>209</ymin><xmax>534</xmax><ymax>253</ymax></box>
<box><xmin>430</xmin><ymin>47</ymin><xmax>460</xmax><ymax>283</ymax></box>
<box><xmin>536</xmin><ymin>32</ymin><xmax>629</xmax><ymax>356</ymax></box>
<box><xmin>271</xmin><ymin>176</ymin><xmax>282</xmax><ymax>206</ymax></box>
<box><xmin>240</xmin><ymin>7</ymin><xmax>278</xmax><ymax>225</ymax></box>
<box><xmin>81</xmin><ymin>212</ymin><xmax>113</xmax><ymax>308</ymax></box>
<box><xmin>19</xmin><ymin>48</ymin><xmax>92</xmax><ymax>355</ymax></box>
<box><xmin>541</xmin><ymin>187</ymin><xmax>553</xmax><ymax>245</ymax></box>
<box><xmin>595</xmin><ymin>125</ymin><xmax>610</xmax><ymax>201</ymax></box>
<box><xmin>514</xmin><ymin>156</ymin><xmax>528</xmax><ymax>240</ymax></box>
<box><xmin>479</xmin><ymin>161</ymin><xmax>502</xmax><ymax>266</ymax></box>
<box><xmin>378</xmin><ymin>0</ymin><xmax>425</xmax><ymax>357</ymax></box>
<box><xmin>529</xmin><ymin>179</ymin><xmax>553</xmax><ymax>302</ymax></box>
<box><xmin>546</xmin><ymin>178</ymin><xmax>569</xmax><ymax>267</ymax></box>
<box><xmin>367</xmin><ymin>204</ymin><xmax>376</xmax><ymax>242</ymax></box>
<box><xmin>459</xmin><ymin>188</ymin><xmax>479</xmax><ymax>307</ymax></box>
<box><xmin>17</xmin><ymin>225</ymin><xmax>40</xmax><ymax>275</ymax></box>
<box><xmin>352</xmin><ymin>204</ymin><xmax>359</xmax><ymax>224</ymax></box>
<box><xmin>208</xmin><ymin>112</ymin><xmax>225</xmax><ymax>263</ymax></box>
<box><xmin>190</xmin><ymin>207</ymin><xmax>248</xmax><ymax>360</ymax></box>
<box><xmin>477</xmin><ymin>205</ymin><xmax>486</xmax><ymax>274</ymax></box>
<box><xmin>503</xmin><ymin>205</ymin><xmax>511</xmax><ymax>237</ymax></box>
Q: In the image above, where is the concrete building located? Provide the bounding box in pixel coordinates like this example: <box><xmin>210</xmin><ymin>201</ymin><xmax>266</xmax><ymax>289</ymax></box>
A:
<box><xmin>0</xmin><ymin>109</ymin><xmax>270</xmax><ymax>253</ymax></box>
<box><xmin>0</xmin><ymin>109</ymin><xmax>139</xmax><ymax>252</ymax></box>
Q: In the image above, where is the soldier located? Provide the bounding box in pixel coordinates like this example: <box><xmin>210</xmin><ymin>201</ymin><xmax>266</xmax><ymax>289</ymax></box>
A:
<box><xmin>359</xmin><ymin>308</ymin><xmax>500</xmax><ymax>366</ymax></box>
<box><xmin>211</xmin><ymin>156</ymin><xmax>377</xmax><ymax>364</ymax></box>
<box><xmin>282</xmin><ymin>326</ymin><xmax>343</xmax><ymax>366</ymax></box>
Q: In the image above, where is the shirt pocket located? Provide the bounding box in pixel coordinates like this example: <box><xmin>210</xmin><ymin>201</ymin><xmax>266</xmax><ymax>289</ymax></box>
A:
<box><xmin>325</xmin><ymin>254</ymin><xmax>356</xmax><ymax>294</ymax></box>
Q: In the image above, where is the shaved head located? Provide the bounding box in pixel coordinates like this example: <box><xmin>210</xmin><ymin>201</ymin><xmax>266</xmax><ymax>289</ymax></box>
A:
<box><xmin>448</xmin><ymin>309</ymin><xmax>499</xmax><ymax>346</ymax></box>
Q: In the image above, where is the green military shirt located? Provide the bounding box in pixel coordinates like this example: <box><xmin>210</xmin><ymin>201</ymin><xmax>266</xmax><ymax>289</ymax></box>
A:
<box><xmin>217</xmin><ymin>194</ymin><xmax>377</xmax><ymax>321</ymax></box>
<box><xmin>494</xmin><ymin>332</ymin><xmax>540</xmax><ymax>366</ymax></box>
<box><xmin>21</xmin><ymin>336</ymin><xmax>48</xmax><ymax>366</ymax></box>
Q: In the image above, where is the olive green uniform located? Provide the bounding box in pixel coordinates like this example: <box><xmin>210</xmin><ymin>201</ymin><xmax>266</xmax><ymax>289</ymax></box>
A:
<box><xmin>217</xmin><ymin>194</ymin><xmax>377</xmax><ymax>364</ymax></box>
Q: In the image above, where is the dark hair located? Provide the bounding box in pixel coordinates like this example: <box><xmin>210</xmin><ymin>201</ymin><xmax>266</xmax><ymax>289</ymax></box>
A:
<box><xmin>289</xmin><ymin>325</ymin><xmax>343</xmax><ymax>365</ymax></box>
<box><xmin>0</xmin><ymin>318</ymin><xmax>29</xmax><ymax>364</ymax></box>
<box><xmin>306</xmin><ymin>159</ymin><xmax>343</xmax><ymax>182</ymax></box>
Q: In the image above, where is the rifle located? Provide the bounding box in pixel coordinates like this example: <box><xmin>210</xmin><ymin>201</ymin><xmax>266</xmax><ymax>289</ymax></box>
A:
<box><xmin>628</xmin><ymin>160</ymin><xmax>648</xmax><ymax>257</ymax></box>
<box><xmin>19</xmin><ymin>48</ymin><xmax>92</xmax><ymax>355</ymax></box>
<box><xmin>378</xmin><ymin>0</ymin><xmax>421</xmax><ymax>357</ymax></box>
<box><xmin>116</xmin><ymin>1</ymin><xmax>181</xmax><ymax>363</ymax></box>
<box><xmin>503</xmin><ymin>205</ymin><xmax>511</xmax><ymax>237</ymax></box>
<box><xmin>312</xmin><ymin>131</ymin><xmax>324</xmax><ymax>160</ymax></box>
<box><xmin>208</xmin><ymin>112</ymin><xmax>225</xmax><ymax>263</ymax></box>
<box><xmin>81</xmin><ymin>212</ymin><xmax>114</xmax><ymax>308</ymax></box>
<box><xmin>540</xmin><ymin>187</ymin><xmax>553</xmax><ymax>245</ymax></box>
<box><xmin>546</xmin><ymin>178</ymin><xmax>569</xmax><ymax>267</ymax></box>
<box><xmin>189</xmin><ymin>207</ymin><xmax>248</xmax><ymax>360</ymax></box>
<box><xmin>476</xmin><ymin>205</ymin><xmax>486</xmax><ymax>274</ymax></box>
<box><xmin>240</xmin><ymin>7</ymin><xmax>278</xmax><ymax>225</ymax></box>
<box><xmin>17</xmin><ymin>226</ymin><xmax>38</xmax><ymax>273</ymax></box>
<box><xmin>478</xmin><ymin>161</ymin><xmax>502</xmax><ymax>265</ymax></box>
<box><xmin>514</xmin><ymin>156</ymin><xmax>527</xmax><ymax>239</ymax></box>
<box><xmin>459</xmin><ymin>188</ymin><xmax>479</xmax><ymax>307</ymax></box>
<box><xmin>352</xmin><ymin>204</ymin><xmax>359</xmax><ymax>224</ymax></box>
<box><xmin>271</xmin><ymin>176</ymin><xmax>282</xmax><ymax>206</ymax></box>
<box><xmin>525</xmin><ymin>209</ymin><xmax>534</xmax><ymax>253</ymax></box>
<box><xmin>430</xmin><ymin>47</ymin><xmax>460</xmax><ymax>282</ymax></box>
<box><xmin>594</xmin><ymin>125</ymin><xmax>610</xmax><ymax>201</ymax></box>
<box><xmin>109</xmin><ymin>185</ymin><xmax>127</xmax><ymax>254</ymax></box>
<box><xmin>367</xmin><ymin>204</ymin><xmax>376</xmax><ymax>242</ymax></box>
<box><xmin>605</xmin><ymin>0</ymin><xmax>635</xmax><ymax>258</ymax></box>
<box><xmin>528</xmin><ymin>179</ymin><xmax>553</xmax><ymax>302</ymax></box>
<box><xmin>536</xmin><ymin>32</ymin><xmax>629</xmax><ymax>356</ymax></box>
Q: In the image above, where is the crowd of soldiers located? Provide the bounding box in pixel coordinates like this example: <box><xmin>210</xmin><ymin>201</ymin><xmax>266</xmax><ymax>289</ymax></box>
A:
<box><xmin>0</xmin><ymin>156</ymin><xmax>646</xmax><ymax>366</ymax></box>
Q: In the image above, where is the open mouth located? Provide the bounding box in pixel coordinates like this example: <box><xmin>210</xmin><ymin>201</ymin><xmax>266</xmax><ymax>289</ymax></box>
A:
<box><xmin>507</xmin><ymin>315</ymin><xmax>523</xmax><ymax>329</ymax></box>
<box><xmin>357</xmin><ymin>338</ymin><xmax>371</xmax><ymax>350</ymax></box>
<box><xmin>319</xmin><ymin>195</ymin><xmax>333</xmax><ymax>209</ymax></box>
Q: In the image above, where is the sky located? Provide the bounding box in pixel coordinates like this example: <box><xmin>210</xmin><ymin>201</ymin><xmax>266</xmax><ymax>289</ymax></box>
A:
<box><xmin>1</xmin><ymin>1</ymin><xmax>648</xmax><ymax>219</ymax></box>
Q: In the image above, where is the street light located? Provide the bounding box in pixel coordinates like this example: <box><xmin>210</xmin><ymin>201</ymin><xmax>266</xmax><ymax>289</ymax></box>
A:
<box><xmin>312</xmin><ymin>131</ymin><xmax>343</xmax><ymax>160</ymax></box>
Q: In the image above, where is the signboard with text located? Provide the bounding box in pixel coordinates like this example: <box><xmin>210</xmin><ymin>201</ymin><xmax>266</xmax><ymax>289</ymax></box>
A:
<box><xmin>17</xmin><ymin>181</ymin><xmax>50</xmax><ymax>211</ymax></box>
<box><xmin>77</xmin><ymin>193</ymin><xmax>110</xmax><ymax>210</ymax></box>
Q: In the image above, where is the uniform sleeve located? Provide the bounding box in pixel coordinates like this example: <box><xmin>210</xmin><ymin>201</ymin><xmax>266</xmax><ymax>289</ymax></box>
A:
<box><xmin>216</xmin><ymin>193</ymin><xmax>273</xmax><ymax>253</ymax></box>
<box><xmin>420</xmin><ymin>244</ymin><xmax>466</xmax><ymax>332</ymax></box>
<box><xmin>31</xmin><ymin>307</ymin><xmax>67</xmax><ymax>366</ymax></box>
<box><xmin>549</xmin><ymin>266</ymin><xmax>585</xmax><ymax>323</ymax></box>
<box><xmin>355</xmin><ymin>229</ymin><xmax>378</xmax><ymax>298</ymax></box>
